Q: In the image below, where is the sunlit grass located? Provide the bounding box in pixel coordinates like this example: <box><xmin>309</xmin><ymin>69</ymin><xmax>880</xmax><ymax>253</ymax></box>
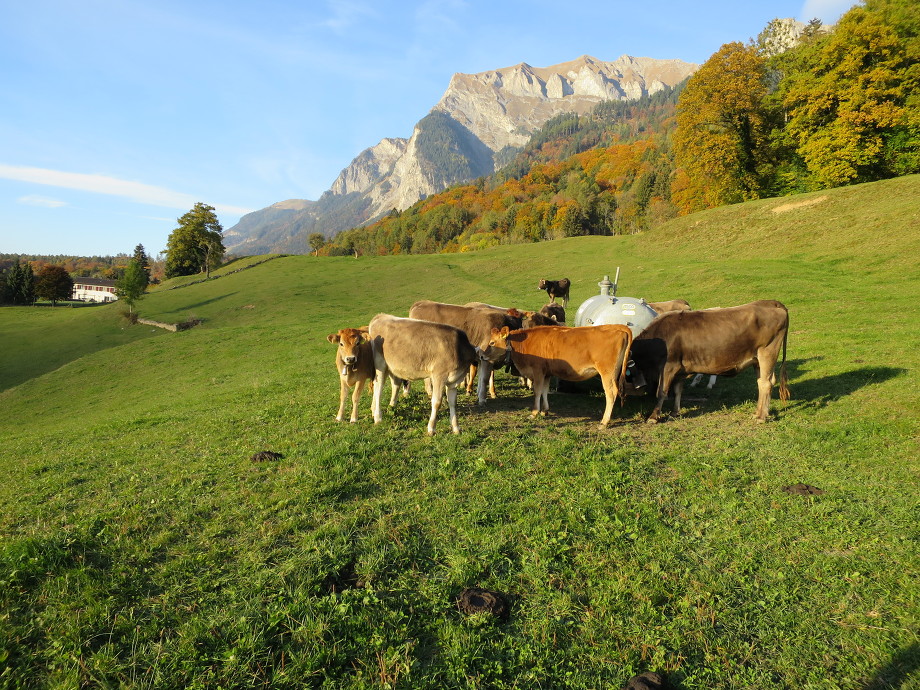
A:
<box><xmin>1</xmin><ymin>176</ymin><xmax>918</xmax><ymax>688</ymax></box>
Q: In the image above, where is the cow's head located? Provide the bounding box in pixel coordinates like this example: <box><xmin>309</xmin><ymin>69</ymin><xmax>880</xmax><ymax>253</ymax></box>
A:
<box><xmin>538</xmin><ymin>278</ymin><xmax>548</xmax><ymax>291</ymax></box>
<box><xmin>488</xmin><ymin>326</ymin><xmax>512</xmax><ymax>352</ymax></box>
<box><xmin>327</xmin><ymin>328</ymin><xmax>365</xmax><ymax>373</ymax></box>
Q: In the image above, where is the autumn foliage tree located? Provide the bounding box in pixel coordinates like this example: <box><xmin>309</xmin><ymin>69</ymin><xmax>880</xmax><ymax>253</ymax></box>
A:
<box><xmin>780</xmin><ymin>6</ymin><xmax>919</xmax><ymax>187</ymax></box>
<box><xmin>672</xmin><ymin>42</ymin><xmax>772</xmax><ymax>212</ymax></box>
<box><xmin>34</xmin><ymin>264</ymin><xmax>73</xmax><ymax>306</ymax></box>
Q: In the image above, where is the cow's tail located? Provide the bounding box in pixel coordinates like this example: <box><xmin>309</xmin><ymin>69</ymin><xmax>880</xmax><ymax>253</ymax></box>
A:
<box><xmin>779</xmin><ymin>327</ymin><xmax>790</xmax><ymax>402</ymax></box>
<box><xmin>618</xmin><ymin>329</ymin><xmax>634</xmax><ymax>407</ymax></box>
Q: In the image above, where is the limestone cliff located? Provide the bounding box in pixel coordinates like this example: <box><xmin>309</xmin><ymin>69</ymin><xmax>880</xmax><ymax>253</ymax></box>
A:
<box><xmin>226</xmin><ymin>54</ymin><xmax>698</xmax><ymax>254</ymax></box>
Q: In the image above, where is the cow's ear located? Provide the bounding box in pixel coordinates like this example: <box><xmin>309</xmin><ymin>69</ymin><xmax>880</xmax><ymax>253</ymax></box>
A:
<box><xmin>327</xmin><ymin>333</ymin><xmax>340</xmax><ymax>344</ymax></box>
<box><xmin>500</xmin><ymin>326</ymin><xmax>510</xmax><ymax>337</ymax></box>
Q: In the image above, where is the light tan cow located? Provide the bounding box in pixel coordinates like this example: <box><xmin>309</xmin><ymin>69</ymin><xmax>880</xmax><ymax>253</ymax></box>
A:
<box><xmin>410</xmin><ymin>300</ymin><xmax>522</xmax><ymax>404</ymax></box>
<box><xmin>488</xmin><ymin>324</ymin><xmax>634</xmax><ymax>429</ymax></box>
<box><xmin>327</xmin><ymin>327</ymin><xmax>402</xmax><ymax>423</ymax></box>
<box><xmin>368</xmin><ymin>313</ymin><xmax>480</xmax><ymax>435</ymax></box>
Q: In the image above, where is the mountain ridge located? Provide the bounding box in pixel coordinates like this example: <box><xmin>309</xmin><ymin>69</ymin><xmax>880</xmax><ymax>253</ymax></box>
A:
<box><xmin>225</xmin><ymin>54</ymin><xmax>698</xmax><ymax>255</ymax></box>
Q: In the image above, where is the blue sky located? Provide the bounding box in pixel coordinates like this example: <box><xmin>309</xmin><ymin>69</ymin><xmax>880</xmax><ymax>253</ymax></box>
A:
<box><xmin>1</xmin><ymin>0</ymin><xmax>856</xmax><ymax>257</ymax></box>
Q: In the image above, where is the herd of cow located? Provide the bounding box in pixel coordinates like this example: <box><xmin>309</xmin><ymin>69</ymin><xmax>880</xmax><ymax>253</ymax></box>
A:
<box><xmin>327</xmin><ymin>279</ymin><xmax>791</xmax><ymax>435</ymax></box>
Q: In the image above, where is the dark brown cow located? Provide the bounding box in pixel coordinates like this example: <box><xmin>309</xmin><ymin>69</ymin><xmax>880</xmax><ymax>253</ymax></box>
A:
<box><xmin>488</xmin><ymin>324</ymin><xmax>633</xmax><ymax>428</ymax></box>
<box><xmin>632</xmin><ymin>300</ymin><xmax>790</xmax><ymax>423</ymax></box>
<box><xmin>539</xmin><ymin>302</ymin><xmax>566</xmax><ymax>324</ymax></box>
<box><xmin>538</xmin><ymin>278</ymin><xmax>571</xmax><ymax>308</ymax></box>
<box><xmin>410</xmin><ymin>300</ymin><xmax>521</xmax><ymax>404</ymax></box>
<box><xmin>369</xmin><ymin>314</ymin><xmax>480</xmax><ymax>435</ymax></box>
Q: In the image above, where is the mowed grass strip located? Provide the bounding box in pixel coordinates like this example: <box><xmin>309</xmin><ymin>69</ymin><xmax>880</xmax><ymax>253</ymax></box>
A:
<box><xmin>1</xmin><ymin>176</ymin><xmax>918</xmax><ymax>689</ymax></box>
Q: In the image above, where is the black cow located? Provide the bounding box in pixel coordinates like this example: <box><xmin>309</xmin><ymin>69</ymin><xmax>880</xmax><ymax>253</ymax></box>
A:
<box><xmin>538</xmin><ymin>278</ymin><xmax>570</xmax><ymax>308</ymax></box>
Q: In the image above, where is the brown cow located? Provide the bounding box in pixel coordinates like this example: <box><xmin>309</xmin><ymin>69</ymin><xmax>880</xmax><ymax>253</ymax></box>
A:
<box><xmin>488</xmin><ymin>324</ymin><xmax>633</xmax><ymax>428</ymax></box>
<box><xmin>461</xmin><ymin>302</ymin><xmax>526</xmax><ymax>397</ymax></box>
<box><xmin>648</xmin><ymin>299</ymin><xmax>691</xmax><ymax>314</ymax></box>
<box><xmin>327</xmin><ymin>327</ymin><xmax>403</xmax><ymax>423</ymax></box>
<box><xmin>632</xmin><ymin>300</ymin><xmax>790</xmax><ymax>423</ymax></box>
<box><xmin>410</xmin><ymin>300</ymin><xmax>521</xmax><ymax>404</ymax></box>
<box><xmin>368</xmin><ymin>313</ymin><xmax>480</xmax><ymax>435</ymax></box>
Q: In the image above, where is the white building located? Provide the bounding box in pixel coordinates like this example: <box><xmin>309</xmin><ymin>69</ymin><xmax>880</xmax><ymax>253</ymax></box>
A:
<box><xmin>72</xmin><ymin>277</ymin><xmax>118</xmax><ymax>302</ymax></box>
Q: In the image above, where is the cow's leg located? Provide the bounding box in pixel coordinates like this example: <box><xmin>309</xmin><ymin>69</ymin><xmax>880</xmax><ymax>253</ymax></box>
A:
<box><xmin>445</xmin><ymin>384</ymin><xmax>460</xmax><ymax>434</ymax></box>
<box><xmin>646</xmin><ymin>365</ymin><xmax>675</xmax><ymax>424</ymax></box>
<box><xmin>349</xmin><ymin>379</ymin><xmax>366</xmax><ymax>423</ymax></box>
<box><xmin>707</xmin><ymin>375</ymin><xmax>717</xmax><ymax>389</ymax></box>
<box><xmin>488</xmin><ymin>369</ymin><xmax>497</xmax><ymax>399</ymax></box>
<box><xmin>529</xmin><ymin>374</ymin><xmax>546</xmax><ymax>416</ymax></box>
<box><xmin>477</xmin><ymin>360</ymin><xmax>494</xmax><ymax>405</ymax></box>
<box><xmin>466</xmin><ymin>362</ymin><xmax>478</xmax><ymax>395</ymax></box>
<box><xmin>388</xmin><ymin>375</ymin><xmax>400</xmax><ymax>408</ymax></box>
<box><xmin>336</xmin><ymin>376</ymin><xmax>348</xmax><ymax>422</ymax></box>
<box><xmin>372</xmin><ymin>367</ymin><xmax>388</xmax><ymax>423</ymax></box>
<box><xmin>690</xmin><ymin>373</ymin><xmax>703</xmax><ymax>387</ymax></box>
<box><xmin>754</xmin><ymin>357</ymin><xmax>776</xmax><ymax>422</ymax></box>
<box><xmin>599</xmin><ymin>371</ymin><xmax>618</xmax><ymax>428</ymax></box>
<box><xmin>672</xmin><ymin>377</ymin><xmax>685</xmax><ymax>416</ymax></box>
<box><xmin>427</xmin><ymin>376</ymin><xmax>446</xmax><ymax>435</ymax></box>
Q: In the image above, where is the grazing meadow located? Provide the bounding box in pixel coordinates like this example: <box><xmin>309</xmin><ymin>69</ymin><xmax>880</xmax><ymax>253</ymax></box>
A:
<box><xmin>1</xmin><ymin>176</ymin><xmax>918</xmax><ymax>688</ymax></box>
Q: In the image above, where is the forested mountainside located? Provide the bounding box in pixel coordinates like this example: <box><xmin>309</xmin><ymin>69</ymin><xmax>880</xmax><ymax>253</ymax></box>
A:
<box><xmin>319</xmin><ymin>1</ymin><xmax>920</xmax><ymax>257</ymax></box>
<box><xmin>224</xmin><ymin>55</ymin><xmax>697</xmax><ymax>255</ymax></box>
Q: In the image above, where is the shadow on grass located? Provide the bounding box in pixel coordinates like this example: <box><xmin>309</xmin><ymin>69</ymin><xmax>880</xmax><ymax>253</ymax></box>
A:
<box><xmin>784</xmin><ymin>365</ymin><xmax>907</xmax><ymax>412</ymax></box>
<box><xmin>862</xmin><ymin>643</ymin><xmax>920</xmax><ymax>689</ymax></box>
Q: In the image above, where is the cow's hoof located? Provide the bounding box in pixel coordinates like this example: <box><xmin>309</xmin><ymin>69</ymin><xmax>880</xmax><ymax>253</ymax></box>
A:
<box><xmin>335</xmin><ymin>416</ymin><xmax>344</xmax><ymax>422</ymax></box>
<box><xmin>646</xmin><ymin>417</ymin><xmax>659</xmax><ymax>425</ymax></box>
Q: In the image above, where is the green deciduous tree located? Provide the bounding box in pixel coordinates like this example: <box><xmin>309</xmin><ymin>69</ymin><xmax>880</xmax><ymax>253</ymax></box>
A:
<box><xmin>308</xmin><ymin>233</ymin><xmax>326</xmax><ymax>255</ymax></box>
<box><xmin>34</xmin><ymin>264</ymin><xmax>73</xmax><ymax>306</ymax></box>
<box><xmin>116</xmin><ymin>258</ymin><xmax>148</xmax><ymax>314</ymax></box>
<box><xmin>165</xmin><ymin>203</ymin><xmax>225</xmax><ymax>279</ymax></box>
<box><xmin>673</xmin><ymin>42</ymin><xmax>772</xmax><ymax>211</ymax></box>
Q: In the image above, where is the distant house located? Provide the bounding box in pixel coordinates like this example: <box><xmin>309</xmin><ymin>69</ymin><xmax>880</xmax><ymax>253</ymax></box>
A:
<box><xmin>72</xmin><ymin>277</ymin><xmax>118</xmax><ymax>302</ymax></box>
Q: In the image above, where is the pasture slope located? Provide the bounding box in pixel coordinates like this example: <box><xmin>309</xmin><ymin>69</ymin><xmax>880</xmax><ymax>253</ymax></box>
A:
<box><xmin>1</xmin><ymin>176</ymin><xmax>918</xmax><ymax>689</ymax></box>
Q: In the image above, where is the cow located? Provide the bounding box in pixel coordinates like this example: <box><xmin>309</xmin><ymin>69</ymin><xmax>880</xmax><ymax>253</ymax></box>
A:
<box><xmin>368</xmin><ymin>313</ymin><xmax>480</xmax><ymax>435</ymax></box>
<box><xmin>538</xmin><ymin>278</ymin><xmax>571</xmax><ymax>308</ymax></box>
<box><xmin>488</xmin><ymin>324</ymin><xmax>633</xmax><ymax>429</ymax></box>
<box><xmin>410</xmin><ymin>300</ymin><xmax>521</xmax><ymax>404</ymax></box>
<box><xmin>645</xmin><ymin>298</ymin><xmax>716</xmax><ymax>389</ymax></box>
<box><xmin>539</xmin><ymin>302</ymin><xmax>566</xmax><ymax>324</ymax></box>
<box><xmin>631</xmin><ymin>300</ymin><xmax>790</xmax><ymax>423</ymax></box>
<box><xmin>647</xmin><ymin>299</ymin><xmax>692</xmax><ymax>314</ymax></box>
<box><xmin>327</xmin><ymin>327</ymin><xmax>404</xmax><ymax>422</ymax></box>
<box><xmin>461</xmin><ymin>302</ymin><xmax>526</xmax><ymax>397</ymax></box>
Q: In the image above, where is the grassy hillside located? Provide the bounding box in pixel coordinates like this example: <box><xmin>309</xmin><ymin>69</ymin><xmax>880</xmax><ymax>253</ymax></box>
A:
<box><xmin>1</xmin><ymin>176</ymin><xmax>918</xmax><ymax>689</ymax></box>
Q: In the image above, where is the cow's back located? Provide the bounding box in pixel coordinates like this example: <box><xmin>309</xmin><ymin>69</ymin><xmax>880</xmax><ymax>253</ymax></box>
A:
<box><xmin>370</xmin><ymin>313</ymin><xmax>476</xmax><ymax>379</ymax></box>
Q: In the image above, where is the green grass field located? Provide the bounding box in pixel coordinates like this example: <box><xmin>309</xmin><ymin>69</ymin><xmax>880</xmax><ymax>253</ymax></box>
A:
<box><xmin>2</xmin><ymin>176</ymin><xmax>918</xmax><ymax>689</ymax></box>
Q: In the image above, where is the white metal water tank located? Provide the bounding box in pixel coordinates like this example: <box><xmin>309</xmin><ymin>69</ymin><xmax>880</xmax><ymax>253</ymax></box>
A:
<box><xmin>573</xmin><ymin>274</ymin><xmax>658</xmax><ymax>337</ymax></box>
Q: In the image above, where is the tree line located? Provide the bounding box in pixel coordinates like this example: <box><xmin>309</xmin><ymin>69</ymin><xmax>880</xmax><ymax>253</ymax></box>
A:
<box><xmin>318</xmin><ymin>0</ymin><xmax>918</xmax><ymax>257</ymax></box>
<box><xmin>2</xmin><ymin>202</ymin><xmax>228</xmax><ymax>311</ymax></box>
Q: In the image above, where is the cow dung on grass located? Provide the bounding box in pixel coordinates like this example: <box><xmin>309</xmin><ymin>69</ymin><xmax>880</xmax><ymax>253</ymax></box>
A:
<box><xmin>782</xmin><ymin>483</ymin><xmax>825</xmax><ymax>495</ymax></box>
<box><xmin>250</xmin><ymin>450</ymin><xmax>284</xmax><ymax>462</ymax></box>
<box><xmin>456</xmin><ymin>587</ymin><xmax>508</xmax><ymax>620</ymax></box>
<box><xmin>622</xmin><ymin>671</ymin><xmax>669</xmax><ymax>690</ymax></box>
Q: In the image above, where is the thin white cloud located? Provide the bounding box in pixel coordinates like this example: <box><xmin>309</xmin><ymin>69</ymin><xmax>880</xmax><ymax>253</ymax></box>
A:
<box><xmin>799</xmin><ymin>0</ymin><xmax>857</xmax><ymax>24</ymax></box>
<box><xmin>0</xmin><ymin>164</ymin><xmax>252</xmax><ymax>216</ymax></box>
<box><xmin>18</xmin><ymin>194</ymin><xmax>68</xmax><ymax>208</ymax></box>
